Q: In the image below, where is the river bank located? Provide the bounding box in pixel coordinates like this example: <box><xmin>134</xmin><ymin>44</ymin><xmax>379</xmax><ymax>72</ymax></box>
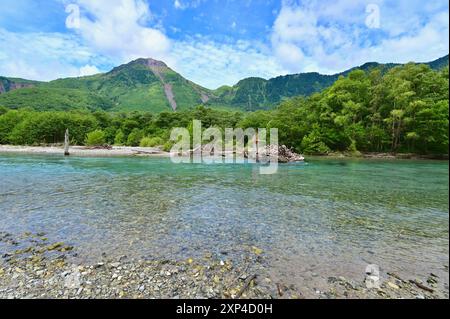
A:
<box><xmin>0</xmin><ymin>145</ymin><xmax>169</xmax><ymax>157</ymax></box>
<box><xmin>1</xmin><ymin>145</ymin><xmax>447</xmax><ymax>161</ymax></box>
<box><xmin>318</xmin><ymin>151</ymin><xmax>449</xmax><ymax>160</ymax></box>
<box><xmin>0</xmin><ymin>232</ymin><xmax>447</xmax><ymax>299</ymax></box>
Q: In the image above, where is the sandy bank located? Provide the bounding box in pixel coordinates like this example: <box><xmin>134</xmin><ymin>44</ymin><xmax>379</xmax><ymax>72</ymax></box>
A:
<box><xmin>0</xmin><ymin>145</ymin><xmax>170</xmax><ymax>157</ymax></box>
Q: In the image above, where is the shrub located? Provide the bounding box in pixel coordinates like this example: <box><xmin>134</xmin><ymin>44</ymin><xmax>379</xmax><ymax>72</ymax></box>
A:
<box><xmin>85</xmin><ymin>130</ymin><xmax>106</xmax><ymax>146</ymax></box>
<box><xmin>140</xmin><ymin>136</ymin><xmax>163</xmax><ymax>147</ymax></box>
<box><xmin>301</xmin><ymin>133</ymin><xmax>331</xmax><ymax>155</ymax></box>
<box><xmin>0</xmin><ymin>106</ymin><xmax>8</xmax><ymax>116</ymax></box>
<box><xmin>0</xmin><ymin>110</ymin><xmax>27</xmax><ymax>144</ymax></box>
<box><xmin>114</xmin><ymin>129</ymin><xmax>125</xmax><ymax>146</ymax></box>
<box><xmin>162</xmin><ymin>140</ymin><xmax>175</xmax><ymax>152</ymax></box>
<box><xmin>126</xmin><ymin>128</ymin><xmax>144</xmax><ymax>146</ymax></box>
<box><xmin>348</xmin><ymin>140</ymin><xmax>362</xmax><ymax>157</ymax></box>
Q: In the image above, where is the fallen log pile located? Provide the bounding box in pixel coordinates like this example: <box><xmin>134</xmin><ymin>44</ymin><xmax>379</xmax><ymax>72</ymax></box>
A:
<box><xmin>260</xmin><ymin>145</ymin><xmax>305</xmax><ymax>163</ymax></box>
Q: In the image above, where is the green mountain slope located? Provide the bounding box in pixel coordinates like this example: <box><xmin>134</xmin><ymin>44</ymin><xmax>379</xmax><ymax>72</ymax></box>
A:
<box><xmin>47</xmin><ymin>58</ymin><xmax>212</xmax><ymax>112</ymax></box>
<box><xmin>0</xmin><ymin>87</ymin><xmax>114</xmax><ymax>111</ymax></box>
<box><xmin>0</xmin><ymin>58</ymin><xmax>212</xmax><ymax>113</ymax></box>
<box><xmin>0</xmin><ymin>55</ymin><xmax>448</xmax><ymax>112</ymax></box>
<box><xmin>210</xmin><ymin>73</ymin><xmax>337</xmax><ymax>111</ymax></box>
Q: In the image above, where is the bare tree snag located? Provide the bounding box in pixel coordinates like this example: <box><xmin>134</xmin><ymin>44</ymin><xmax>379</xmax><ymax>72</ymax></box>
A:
<box><xmin>64</xmin><ymin>129</ymin><xmax>70</xmax><ymax>156</ymax></box>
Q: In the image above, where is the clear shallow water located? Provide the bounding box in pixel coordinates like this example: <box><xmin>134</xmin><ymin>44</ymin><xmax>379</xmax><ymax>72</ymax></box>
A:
<box><xmin>0</xmin><ymin>154</ymin><xmax>448</xmax><ymax>293</ymax></box>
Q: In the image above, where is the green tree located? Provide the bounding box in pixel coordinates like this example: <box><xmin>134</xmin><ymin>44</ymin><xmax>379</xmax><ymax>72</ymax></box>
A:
<box><xmin>126</xmin><ymin>128</ymin><xmax>144</xmax><ymax>146</ymax></box>
<box><xmin>114</xmin><ymin>129</ymin><xmax>125</xmax><ymax>146</ymax></box>
<box><xmin>140</xmin><ymin>136</ymin><xmax>163</xmax><ymax>147</ymax></box>
<box><xmin>85</xmin><ymin>130</ymin><xmax>106</xmax><ymax>146</ymax></box>
<box><xmin>0</xmin><ymin>106</ymin><xmax>8</xmax><ymax>116</ymax></box>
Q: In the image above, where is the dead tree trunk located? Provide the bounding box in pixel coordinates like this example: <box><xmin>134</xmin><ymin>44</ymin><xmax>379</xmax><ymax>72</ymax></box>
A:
<box><xmin>64</xmin><ymin>129</ymin><xmax>70</xmax><ymax>156</ymax></box>
<box><xmin>255</xmin><ymin>130</ymin><xmax>259</xmax><ymax>163</ymax></box>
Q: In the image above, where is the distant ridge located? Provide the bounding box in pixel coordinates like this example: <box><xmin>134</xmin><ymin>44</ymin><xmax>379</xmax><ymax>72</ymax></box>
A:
<box><xmin>0</xmin><ymin>55</ymin><xmax>448</xmax><ymax>112</ymax></box>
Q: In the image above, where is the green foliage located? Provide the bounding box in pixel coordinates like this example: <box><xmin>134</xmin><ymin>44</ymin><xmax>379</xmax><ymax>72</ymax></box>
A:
<box><xmin>301</xmin><ymin>132</ymin><xmax>332</xmax><ymax>155</ymax></box>
<box><xmin>140</xmin><ymin>136</ymin><xmax>163</xmax><ymax>147</ymax></box>
<box><xmin>114</xmin><ymin>129</ymin><xmax>125</xmax><ymax>146</ymax></box>
<box><xmin>0</xmin><ymin>87</ymin><xmax>113</xmax><ymax>112</ymax></box>
<box><xmin>5</xmin><ymin>111</ymin><xmax>98</xmax><ymax>145</ymax></box>
<box><xmin>85</xmin><ymin>130</ymin><xmax>106</xmax><ymax>146</ymax></box>
<box><xmin>0</xmin><ymin>106</ymin><xmax>8</xmax><ymax>116</ymax></box>
<box><xmin>162</xmin><ymin>140</ymin><xmax>175</xmax><ymax>152</ymax></box>
<box><xmin>127</xmin><ymin>129</ymin><xmax>144</xmax><ymax>146</ymax></box>
<box><xmin>0</xmin><ymin>110</ymin><xmax>26</xmax><ymax>144</ymax></box>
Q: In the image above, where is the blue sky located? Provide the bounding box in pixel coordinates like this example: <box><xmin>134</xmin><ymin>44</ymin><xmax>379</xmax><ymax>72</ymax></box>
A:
<box><xmin>0</xmin><ymin>0</ymin><xmax>448</xmax><ymax>89</ymax></box>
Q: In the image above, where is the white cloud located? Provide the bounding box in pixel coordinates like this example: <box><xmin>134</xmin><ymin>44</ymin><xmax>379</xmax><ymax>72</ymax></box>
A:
<box><xmin>0</xmin><ymin>28</ymin><xmax>100</xmax><ymax>81</ymax></box>
<box><xmin>78</xmin><ymin>65</ymin><xmax>101</xmax><ymax>77</ymax></box>
<box><xmin>70</xmin><ymin>0</ymin><xmax>172</xmax><ymax>64</ymax></box>
<box><xmin>173</xmin><ymin>0</ymin><xmax>206</xmax><ymax>10</ymax></box>
<box><xmin>361</xmin><ymin>11</ymin><xmax>449</xmax><ymax>64</ymax></box>
<box><xmin>171</xmin><ymin>37</ymin><xmax>287</xmax><ymax>89</ymax></box>
<box><xmin>271</xmin><ymin>0</ymin><xmax>449</xmax><ymax>74</ymax></box>
<box><xmin>174</xmin><ymin>0</ymin><xmax>182</xmax><ymax>10</ymax></box>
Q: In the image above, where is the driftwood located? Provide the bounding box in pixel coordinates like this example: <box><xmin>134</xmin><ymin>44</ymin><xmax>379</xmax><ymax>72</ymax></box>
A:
<box><xmin>135</xmin><ymin>150</ymin><xmax>162</xmax><ymax>156</ymax></box>
<box><xmin>276</xmin><ymin>283</ymin><xmax>286</xmax><ymax>297</ymax></box>
<box><xmin>84</xmin><ymin>145</ymin><xmax>113</xmax><ymax>150</ymax></box>
<box><xmin>387</xmin><ymin>272</ymin><xmax>407</xmax><ymax>283</ymax></box>
<box><xmin>410</xmin><ymin>280</ymin><xmax>434</xmax><ymax>293</ymax></box>
<box><xmin>259</xmin><ymin>145</ymin><xmax>305</xmax><ymax>163</ymax></box>
<box><xmin>182</xmin><ymin>145</ymin><xmax>304</xmax><ymax>163</ymax></box>
<box><xmin>236</xmin><ymin>274</ymin><xmax>257</xmax><ymax>299</ymax></box>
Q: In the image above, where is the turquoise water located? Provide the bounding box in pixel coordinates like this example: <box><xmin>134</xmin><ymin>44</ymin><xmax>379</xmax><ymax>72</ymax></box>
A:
<box><xmin>0</xmin><ymin>154</ymin><xmax>448</xmax><ymax>292</ymax></box>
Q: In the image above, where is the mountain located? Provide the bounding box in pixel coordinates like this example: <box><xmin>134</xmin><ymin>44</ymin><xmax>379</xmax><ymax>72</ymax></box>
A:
<box><xmin>0</xmin><ymin>58</ymin><xmax>212</xmax><ymax>113</ymax></box>
<box><xmin>0</xmin><ymin>55</ymin><xmax>448</xmax><ymax>112</ymax></box>
<box><xmin>427</xmin><ymin>55</ymin><xmax>450</xmax><ymax>70</ymax></box>
<box><xmin>209</xmin><ymin>73</ymin><xmax>337</xmax><ymax>111</ymax></box>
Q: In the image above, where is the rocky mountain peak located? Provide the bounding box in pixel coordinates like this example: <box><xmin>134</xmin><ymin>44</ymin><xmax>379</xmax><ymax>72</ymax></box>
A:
<box><xmin>135</xmin><ymin>58</ymin><xmax>168</xmax><ymax>69</ymax></box>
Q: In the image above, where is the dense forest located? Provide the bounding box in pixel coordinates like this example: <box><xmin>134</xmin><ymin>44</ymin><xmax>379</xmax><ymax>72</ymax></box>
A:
<box><xmin>0</xmin><ymin>63</ymin><xmax>448</xmax><ymax>155</ymax></box>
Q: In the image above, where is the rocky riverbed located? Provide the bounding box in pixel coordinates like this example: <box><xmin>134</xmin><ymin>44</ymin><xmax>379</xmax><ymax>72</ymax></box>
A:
<box><xmin>0</xmin><ymin>232</ymin><xmax>447</xmax><ymax>299</ymax></box>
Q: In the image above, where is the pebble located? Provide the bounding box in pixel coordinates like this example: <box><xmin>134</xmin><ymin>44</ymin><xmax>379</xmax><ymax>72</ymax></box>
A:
<box><xmin>1</xmin><ymin>233</ymin><xmax>447</xmax><ymax>300</ymax></box>
<box><xmin>387</xmin><ymin>282</ymin><xmax>400</xmax><ymax>290</ymax></box>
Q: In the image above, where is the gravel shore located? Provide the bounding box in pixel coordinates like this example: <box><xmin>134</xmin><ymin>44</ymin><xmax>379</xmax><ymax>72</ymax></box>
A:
<box><xmin>1</xmin><ymin>232</ymin><xmax>447</xmax><ymax>299</ymax></box>
<box><xmin>0</xmin><ymin>145</ymin><xmax>169</xmax><ymax>157</ymax></box>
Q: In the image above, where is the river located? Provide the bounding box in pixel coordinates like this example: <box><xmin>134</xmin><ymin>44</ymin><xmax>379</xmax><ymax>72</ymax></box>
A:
<box><xmin>0</xmin><ymin>154</ymin><xmax>448</xmax><ymax>295</ymax></box>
